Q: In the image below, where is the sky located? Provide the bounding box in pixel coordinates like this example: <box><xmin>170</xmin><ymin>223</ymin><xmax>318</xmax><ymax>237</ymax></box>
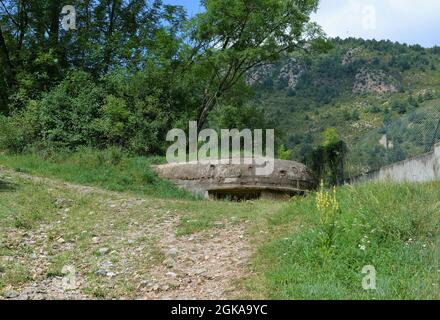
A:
<box><xmin>164</xmin><ymin>0</ymin><xmax>440</xmax><ymax>47</ymax></box>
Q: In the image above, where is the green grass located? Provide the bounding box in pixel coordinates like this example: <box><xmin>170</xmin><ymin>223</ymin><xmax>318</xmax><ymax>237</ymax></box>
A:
<box><xmin>167</xmin><ymin>180</ymin><xmax>440</xmax><ymax>300</ymax></box>
<box><xmin>0</xmin><ymin>148</ymin><xmax>194</xmax><ymax>199</ymax></box>
<box><xmin>167</xmin><ymin>199</ymin><xmax>283</xmax><ymax>236</ymax></box>
<box><xmin>0</xmin><ymin>151</ymin><xmax>438</xmax><ymax>299</ymax></box>
<box><xmin>0</xmin><ymin>176</ymin><xmax>58</xmax><ymax>230</ymax></box>
<box><xmin>0</xmin><ymin>263</ymin><xmax>32</xmax><ymax>289</ymax></box>
<box><xmin>248</xmin><ymin>182</ymin><xmax>440</xmax><ymax>300</ymax></box>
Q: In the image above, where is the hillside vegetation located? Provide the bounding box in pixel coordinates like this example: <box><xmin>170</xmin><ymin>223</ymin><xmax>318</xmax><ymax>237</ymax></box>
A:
<box><xmin>0</xmin><ymin>153</ymin><xmax>438</xmax><ymax>299</ymax></box>
<box><xmin>250</xmin><ymin>38</ymin><xmax>440</xmax><ymax>176</ymax></box>
<box><xmin>1</xmin><ymin>0</ymin><xmax>439</xmax><ymax>301</ymax></box>
<box><xmin>2</xmin><ymin>37</ymin><xmax>440</xmax><ymax>180</ymax></box>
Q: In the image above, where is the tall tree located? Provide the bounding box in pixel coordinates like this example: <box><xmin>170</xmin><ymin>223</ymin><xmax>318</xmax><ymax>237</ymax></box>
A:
<box><xmin>0</xmin><ymin>25</ymin><xmax>13</xmax><ymax>86</ymax></box>
<box><xmin>184</xmin><ymin>0</ymin><xmax>324</xmax><ymax>130</ymax></box>
<box><xmin>102</xmin><ymin>0</ymin><xmax>119</xmax><ymax>72</ymax></box>
<box><xmin>15</xmin><ymin>0</ymin><xmax>28</xmax><ymax>56</ymax></box>
<box><xmin>48</xmin><ymin>0</ymin><xmax>60</xmax><ymax>51</ymax></box>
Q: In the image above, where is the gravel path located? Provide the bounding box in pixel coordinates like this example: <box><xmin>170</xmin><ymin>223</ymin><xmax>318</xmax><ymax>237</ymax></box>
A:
<box><xmin>0</xmin><ymin>169</ymin><xmax>253</xmax><ymax>300</ymax></box>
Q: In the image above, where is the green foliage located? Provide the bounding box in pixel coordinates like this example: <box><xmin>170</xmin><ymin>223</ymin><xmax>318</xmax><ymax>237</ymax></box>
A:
<box><xmin>0</xmin><ymin>68</ymin><xmax>187</xmax><ymax>154</ymax></box>
<box><xmin>278</xmin><ymin>145</ymin><xmax>293</xmax><ymax>160</ymax></box>
<box><xmin>258</xmin><ymin>182</ymin><xmax>440</xmax><ymax>299</ymax></box>
<box><xmin>391</xmin><ymin>99</ymin><xmax>409</xmax><ymax>114</ymax></box>
<box><xmin>97</xmin><ymin>95</ymin><xmax>132</xmax><ymax>145</ymax></box>
<box><xmin>251</xmin><ymin>37</ymin><xmax>440</xmax><ymax>178</ymax></box>
<box><xmin>2</xmin><ymin>71</ymin><xmax>108</xmax><ymax>152</ymax></box>
<box><xmin>99</xmin><ymin>68</ymin><xmax>182</xmax><ymax>155</ymax></box>
<box><xmin>315</xmin><ymin>182</ymin><xmax>341</xmax><ymax>251</ymax></box>
<box><xmin>37</xmin><ymin>71</ymin><xmax>106</xmax><ymax>149</ymax></box>
<box><xmin>343</xmin><ymin>109</ymin><xmax>360</xmax><ymax>121</ymax></box>
<box><xmin>0</xmin><ymin>148</ymin><xmax>193</xmax><ymax>199</ymax></box>
<box><xmin>1</xmin><ymin>0</ymin><xmax>324</xmax><ymax>155</ymax></box>
<box><xmin>0</xmin><ymin>0</ymin><xmax>188</xmax><ymax>140</ymax></box>
<box><xmin>186</xmin><ymin>0</ymin><xmax>322</xmax><ymax>127</ymax></box>
<box><xmin>0</xmin><ymin>100</ymin><xmax>40</xmax><ymax>152</ymax></box>
<box><xmin>310</xmin><ymin>128</ymin><xmax>348</xmax><ymax>185</ymax></box>
<box><xmin>1</xmin><ymin>1</ymin><xmax>440</xmax><ymax>180</ymax></box>
<box><xmin>209</xmin><ymin>104</ymin><xmax>271</xmax><ymax>130</ymax></box>
<box><xmin>322</xmin><ymin>128</ymin><xmax>340</xmax><ymax>147</ymax></box>
<box><xmin>348</xmin><ymin>103</ymin><xmax>440</xmax><ymax>176</ymax></box>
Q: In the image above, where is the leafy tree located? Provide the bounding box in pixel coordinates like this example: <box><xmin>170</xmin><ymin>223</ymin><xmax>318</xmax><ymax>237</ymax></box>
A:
<box><xmin>184</xmin><ymin>0</ymin><xmax>324</xmax><ymax>130</ymax></box>
<box><xmin>309</xmin><ymin>128</ymin><xmax>347</xmax><ymax>186</ymax></box>
<box><xmin>36</xmin><ymin>71</ymin><xmax>106</xmax><ymax>149</ymax></box>
<box><xmin>0</xmin><ymin>0</ymin><xmax>184</xmax><ymax>111</ymax></box>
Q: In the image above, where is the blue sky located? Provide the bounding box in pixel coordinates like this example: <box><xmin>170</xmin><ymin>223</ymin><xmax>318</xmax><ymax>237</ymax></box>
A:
<box><xmin>164</xmin><ymin>0</ymin><xmax>440</xmax><ymax>47</ymax></box>
<box><xmin>164</xmin><ymin>0</ymin><xmax>204</xmax><ymax>16</ymax></box>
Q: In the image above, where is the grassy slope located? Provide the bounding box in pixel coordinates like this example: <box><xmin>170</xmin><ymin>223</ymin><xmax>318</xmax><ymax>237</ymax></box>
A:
<box><xmin>0</xmin><ymin>148</ymin><xmax>193</xmax><ymax>199</ymax></box>
<box><xmin>251</xmin><ymin>182</ymin><xmax>440</xmax><ymax>299</ymax></box>
<box><xmin>0</xmin><ymin>151</ymin><xmax>438</xmax><ymax>299</ymax></box>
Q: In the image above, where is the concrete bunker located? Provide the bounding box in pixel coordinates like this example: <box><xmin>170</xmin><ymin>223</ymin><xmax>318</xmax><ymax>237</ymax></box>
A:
<box><xmin>153</xmin><ymin>158</ymin><xmax>317</xmax><ymax>200</ymax></box>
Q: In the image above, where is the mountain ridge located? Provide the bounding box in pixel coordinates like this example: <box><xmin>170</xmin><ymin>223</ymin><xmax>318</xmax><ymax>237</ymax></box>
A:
<box><xmin>249</xmin><ymin>38</ymin><xmax>440</xmax><ymax>175</ymax></box>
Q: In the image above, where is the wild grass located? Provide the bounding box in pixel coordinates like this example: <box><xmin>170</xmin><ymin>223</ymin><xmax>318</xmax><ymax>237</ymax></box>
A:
<box><xmin>249</xmin><ymin>182</ymin><xmax>440</xmax><ymax>300</ymax></box>
<box><xmin>0</xmin><ymin>151</ymin><xmax>438</xmax><ymax>299</ymax></box>
<box><xmin>0</xmin><ymin>147</ymin><xmax>194</xmax><ymax>199</ymax></box>
<box><xmin>0</xmin><ymin>169</ymin><xmax>179</xmax><ymax>297</ymax></box>
<box><xmin>168</xmin><ymin>199</ymin><xmax>284</xmax><ymax>236</ymax></box>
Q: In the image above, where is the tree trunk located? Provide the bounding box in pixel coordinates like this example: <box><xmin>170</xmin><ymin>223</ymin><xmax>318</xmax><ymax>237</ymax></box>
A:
<box><xmin>15</xmin><ymin>0</ymin><xmax>28</xmax><ymax>64</ymax></box>
<box><xmin>0</xmin><ymin>27</ymin><xmax>13</xmax><ymax>87</ymax></box>
<box><xmin>197</xmin><ymin>94</ymin><xmax>218</xmax><ymax>131</ymax></box>
<box><xmin>48</xmin><ymin>0</ymin><xmax>60</xmax><ymax>51</ymax></box>
<box><xmin>103</xmin><ymin>0</ymin><xmax>118</xmax><ymax>73</ymax></box>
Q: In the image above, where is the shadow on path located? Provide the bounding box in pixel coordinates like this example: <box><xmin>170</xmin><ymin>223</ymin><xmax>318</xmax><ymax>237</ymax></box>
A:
<box><xmin>0</xmin><ymin>179</ymin><xmax>17</xmax><ymax>192</ymax></box>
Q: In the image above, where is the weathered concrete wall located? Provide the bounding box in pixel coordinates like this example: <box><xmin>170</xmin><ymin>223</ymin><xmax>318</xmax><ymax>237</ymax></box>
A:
<box><xmin>153</xmin><ymin>158</ymin><xmax>317</xmax><ymax>199</ymax></box>
<box><xmin>353</xmin><ymin>143</ymin><xmax>440</xmax><ymax>183</ymax></box>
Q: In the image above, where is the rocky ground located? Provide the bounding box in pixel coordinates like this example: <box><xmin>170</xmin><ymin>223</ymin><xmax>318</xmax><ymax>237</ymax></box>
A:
<box><xmin>0</xmin><ymin>169</ymin><xmax>254</xmax><ymax>300</ymax></box>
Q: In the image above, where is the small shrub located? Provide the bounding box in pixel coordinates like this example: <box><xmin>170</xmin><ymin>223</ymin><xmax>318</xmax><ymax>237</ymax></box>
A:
<box><xmin>0</xmin><ymin>100</ymin><xmax>40</xmax><ymax>153</ymax></box>
<box><xmin>278</xmin><ymin>145</ymin><xmax>293</xmax><ymax>160</ymax></box>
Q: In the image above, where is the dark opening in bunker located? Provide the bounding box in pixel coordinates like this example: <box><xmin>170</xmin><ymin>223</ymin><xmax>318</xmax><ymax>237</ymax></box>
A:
<box><xmin>208</xmin><ymin>190</ymin><xmax>262</xmax><ymax>201</ymax></box>
<box><xmin>208</xmin><ymin>189</ymin><xmax>300</xmax><ymax>201</ymax></box>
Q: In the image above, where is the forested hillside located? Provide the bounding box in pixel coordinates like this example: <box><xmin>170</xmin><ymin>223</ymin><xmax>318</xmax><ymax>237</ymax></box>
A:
<box><xmin>250</xmin><ymin>38</ymin><xmax>440</xmax><ymax>176</ymax></box>
<box><xmin>0</xmin><ymin>0</ymin><xmax>323</xmax><ymax>155</ymax></box>
<box><xmin>1</xmin><ymin>1</ymin><xmax>440</xmax><ymax>180</ymax></box>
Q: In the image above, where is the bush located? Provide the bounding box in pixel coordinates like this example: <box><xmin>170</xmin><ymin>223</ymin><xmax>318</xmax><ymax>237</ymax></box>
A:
<box><xmin>0</xmin><ymin>69</ymin><xmax>179</xmax><ymax>156</ymax></box>
<box><xmin>101</xmin><ymin>69</ymin><xmax>177</xmax><ymax>155</ymax></box>
<box><xmin>37</xmin><ymin>71</ymin><xmax>106</xmax><ymax>149</ymax></box>
<box><xmin>0</xmin><ymin>100</ymin><xmax>40</xmax><ymax>153</ymax></box>
<box><xmin>208</xmin><ymin>104</ymin><xmax>271</xmax><ymax>130</ymax></box>
<box><xmin>368</xmin><ymin>105</ymin><xmax>381</xmax><ymax>114</ymax></box>
<box><xmin>0</xmin><ymin>71</ymin><xmax>110</xmax><ymax>153</ymax></box>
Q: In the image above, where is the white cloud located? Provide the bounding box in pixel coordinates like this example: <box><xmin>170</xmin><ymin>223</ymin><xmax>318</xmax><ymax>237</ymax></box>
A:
<box><xmin>312</xmin><ymin>0</ymin><xmax>440</xmax><ymax>47</ymax></box>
